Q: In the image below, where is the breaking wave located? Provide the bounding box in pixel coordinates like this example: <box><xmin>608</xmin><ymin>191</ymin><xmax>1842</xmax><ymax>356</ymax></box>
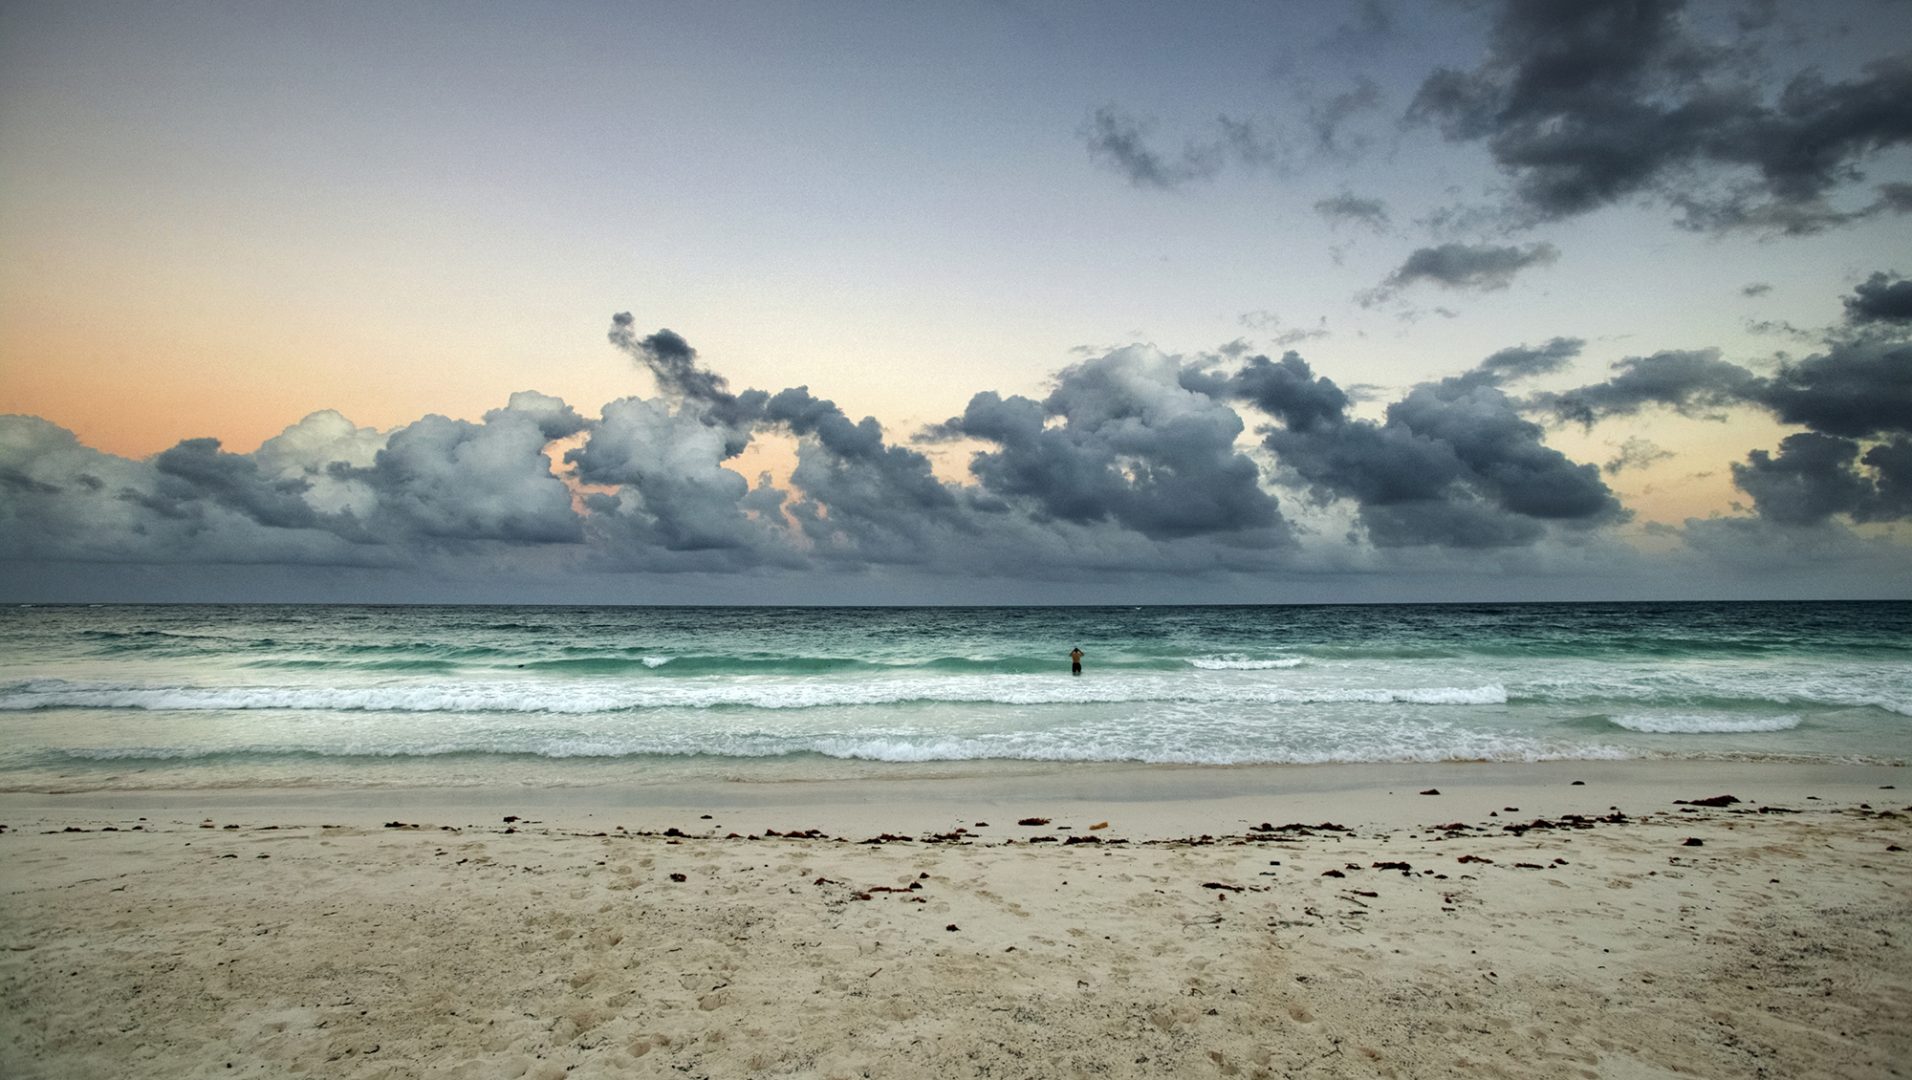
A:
<box><xmin>0</xmin><ymin>677</ymin><xmax>1508</xmax><ymax>714</ymax></box>
<box><xmin>1187</xmin><ymin>655</ymin><xmax>1305</xmax><ymax>670</ymax></box>
<box><xmin>1607</xmin><ymin>713</ymin><xmax>1804</xmax><ymax>734</ymax></box>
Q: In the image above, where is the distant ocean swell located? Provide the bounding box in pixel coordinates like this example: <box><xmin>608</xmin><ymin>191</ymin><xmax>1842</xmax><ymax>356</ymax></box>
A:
<box><xmin>213</xmin><ymin>654</ymin><xmax>1318</xmax><ymax>676</ymax></box>
<box><xmin>4</xmin><ymin>602</ymin><xmax>1907</xmax><ymax>782</ymax></box>
<box><xmin>73</xmin><ymin>635</ymin><xmax>1911</xmax><ymax>665</ymax></box>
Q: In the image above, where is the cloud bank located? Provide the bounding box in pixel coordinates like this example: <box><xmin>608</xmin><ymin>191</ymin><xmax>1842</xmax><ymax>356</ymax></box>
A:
<box><xmin>4</xmin><ymin>287</ymin><xmax>1907</xmax><ymax>599</ymax></box>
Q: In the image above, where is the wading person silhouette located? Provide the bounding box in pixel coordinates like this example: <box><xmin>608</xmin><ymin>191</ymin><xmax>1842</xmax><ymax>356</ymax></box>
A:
<box><xmin>1070</xmin><ymin>646</ymin><xmax>1083</xmax><ymax>676</ymax></box>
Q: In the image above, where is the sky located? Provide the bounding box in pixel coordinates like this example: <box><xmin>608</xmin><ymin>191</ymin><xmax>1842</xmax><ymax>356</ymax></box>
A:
<box><xmin>2</xmin><ymin>0</ymin><xmax>1910</xmax><ymax>604</ymax></box>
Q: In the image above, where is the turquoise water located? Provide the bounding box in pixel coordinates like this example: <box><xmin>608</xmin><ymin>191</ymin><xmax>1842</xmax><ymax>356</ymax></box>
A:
<box><xmin>1</xmin><ymin>602</ymin><xmax>1907</xmax><ymax>790</ymax></box>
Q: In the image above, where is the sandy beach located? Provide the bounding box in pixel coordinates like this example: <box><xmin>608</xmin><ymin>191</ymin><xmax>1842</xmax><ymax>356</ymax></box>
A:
<box><xmin>2</xmin><ymin>761</ymin><xmax>1908</xmax><ymax>1079</ymax></box>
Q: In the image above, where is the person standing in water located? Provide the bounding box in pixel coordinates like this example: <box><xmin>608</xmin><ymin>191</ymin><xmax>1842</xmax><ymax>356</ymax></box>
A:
<box><xmin>1070</xmin><ymin>646</ymin><xmax>1084</xmax><ymax>676</ymax></box>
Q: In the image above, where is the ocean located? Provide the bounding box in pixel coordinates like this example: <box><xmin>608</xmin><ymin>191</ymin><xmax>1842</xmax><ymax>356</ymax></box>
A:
<box><xmin>1</xmin><ymin>602</ymin><xmax>1907</xmax><ymax>791</ymax></box>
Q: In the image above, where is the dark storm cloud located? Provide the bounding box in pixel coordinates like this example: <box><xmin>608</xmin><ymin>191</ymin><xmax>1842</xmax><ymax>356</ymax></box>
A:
<box><xmin>1408</xmin><ymin>0</ymin><xmax>1912</xmax><ymax>233</ymax></box>
<box><xmin>757</xmin><ymin>385</ymin><xmax>972</xmax><ymax>563</ymax></box>
<box><xmin>1865</xmin><ymin>437</ymin><xmax>1912</xmax><ymax>519</ymax></box>
<box><xmin>607</xmin><ymin>316</ymin><xmax>718</xmax><ymax>402</ymax></box>
<box><xmin>1366</xmin><ymin>242</ymin><xmax>1559</xmax><ymax>302</ymax></box>
<box><xmin>1760</xmin><ymin>334</ymin><xmax>1912</xmax><ymax>437</ymax></box>
<box><xmin>1189</xmin><ymin>350</ymin><xmax>1350</xmax><ymax>432</ymax></box>
<box><xmin>1720</xmin><ymin>56</ymin><xmax>1912</xmax><ymax>204</ymax></box>
<box><xmin>0</xmin><ymin>415</ymin><xmax>152</xmax><ymax>560</ymax></box>
<box><xmin>1384</xmin><ymin>379</ymin><xmax>1626</xmax><ymax>522</ymax></box>
<box><xmin>607</xmin><ymin>312</ymin><xmax>765</xmax><ymax>456</ymax></box>
<box><xmin>1844</xmin><ymin>271</ymin><xmax>1912</xmax><ymax>324</ymax></box>
<box><xmin>0</xmin><ymin>469</ymin><xmax>62</xmax><ymax>496</ymax></box>
<box><xmin>1196</xmin><ymin>348</ymin><xmax>1624</xmax><ymax>548</ymax></box>
<box><xmin>565</xmin><ymin>344</ymin><xmax>980</xmax><ymax>570</ymax></box>
<box><xmin>1730</xmin><ymin>432</ymin><xmax>1912</xmax><ymax>524</ymax></box>
<box><xmin>1537</xmin><ymin>349</ymin><xmax>1763</xmax><ymax>426</ymax></box>
<box><xmin>1732</xmin><ymin>433</ymin><xmax>1869</xmax><ymax>524</ymax></box>
<box><xmin>151</xmin><ymin>438</ymin><xmax>323</xmax><ymax>531</ymax></box>
<box><xmin>1877</xmin><ymin>182</ymin><xmax>1912</xmax><ymax>213</ymax></box>
<box><xmin>1313</xmin><ymin>192</ymin><xmax>1392</xmax><ymax>231</ymax></box>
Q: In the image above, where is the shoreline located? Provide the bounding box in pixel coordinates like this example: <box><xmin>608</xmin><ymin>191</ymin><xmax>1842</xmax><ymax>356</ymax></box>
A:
<box><xmin>4</xmin><ymin>758</ymin><xmax>1903</xmax><ymax>836</ymax></box>
<box><xmin>4</xmin><ymin>758</ymin><xmax>1907</xmax><ymax>1078</ymax></box>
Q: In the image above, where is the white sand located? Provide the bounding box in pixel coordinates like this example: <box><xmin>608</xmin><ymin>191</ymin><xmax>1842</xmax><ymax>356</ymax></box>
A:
<box><xmin>2</xmin><ymin>761</ymin><xmax>1908</xmax><ymax>1079</ymax></box>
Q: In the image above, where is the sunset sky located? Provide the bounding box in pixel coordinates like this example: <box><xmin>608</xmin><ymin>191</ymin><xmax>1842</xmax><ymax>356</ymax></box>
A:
<box><xmin>3</xmin><ymin>0</ymin><xmax>1909</xmax><ymax>603</ymax></box>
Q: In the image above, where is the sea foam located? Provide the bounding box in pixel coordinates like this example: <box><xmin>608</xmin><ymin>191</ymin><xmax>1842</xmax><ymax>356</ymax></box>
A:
<box><xmin>1188</xmin><ymin>655</ymin><xmax>1305</xmax><ymax>670</ymax></box>
<box><xmin>50</xmin><ymin>728</ymin><xmax>1625</xmax><ymax>767</ymax></box>
<box><xmin>1608</xmin><ymin>713</ymin><xmax>1803</xmax><ymax>734</ymax></box>
<box><xmin>0</xmin><ymin>677</ymin><xmax>1508</xmax><ymax>713</ymax></box>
